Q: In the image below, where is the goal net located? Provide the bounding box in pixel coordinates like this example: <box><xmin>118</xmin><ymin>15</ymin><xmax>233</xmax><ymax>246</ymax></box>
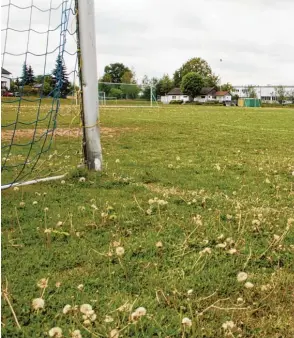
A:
<box><xmin>1</xmin><ymin>0</ymin><xmax>102</xmax><ymax>189</ymax></box>
<box><xmin>98</xmin><ymin>82</ymin><xmax>158</xmax><ymax>107</ymax></box>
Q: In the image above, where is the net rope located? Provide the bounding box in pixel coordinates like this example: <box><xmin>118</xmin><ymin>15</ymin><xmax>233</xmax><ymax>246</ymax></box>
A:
<box><xmin>1</xmin><ymin>0</ymin><xmax>81</xmax><ymax>188</ymax></box>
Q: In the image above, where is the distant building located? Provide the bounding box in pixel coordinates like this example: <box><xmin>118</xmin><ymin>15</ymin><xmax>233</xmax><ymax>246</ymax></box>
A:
<box><xmin>1</xmin><ymin>67</ymin><xmax>12</xmax><ymax>90</ymax></box>
<box><xmin>161</xmin><ymin>88</ymin><xmax>189</xmax><ymax>104</ymax></box>
<box><xmin>194</xmin><ymin>87</ymin><xmax>216</xmax><ymax>102</ymax></box>
<box><xmin>215</xmin><ymin>91</ymin><xmax>232</xmax><ymax>102</ymax></box>
<box><xmin>232</xmin><ymin>85</ymin><xmax>294</xmax><ymax>103</ymax></box>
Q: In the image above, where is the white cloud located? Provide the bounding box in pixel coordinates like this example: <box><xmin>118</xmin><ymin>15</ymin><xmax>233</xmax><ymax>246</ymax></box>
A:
<box><xmin>1</xmin><ymin>0</ymin><xmax>294</xmax><ymax>85</ymax></box>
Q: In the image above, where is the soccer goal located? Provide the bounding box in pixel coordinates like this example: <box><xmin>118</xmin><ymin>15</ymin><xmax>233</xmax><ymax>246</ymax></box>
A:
<box><xmin>98</xmin><ymin>82</ymin><xmax>158</xmax><ymax>107</ymax></box>
<box><xmin>1</xmin><ymin>0</ymin><xmax>102</xmax><ymax>189</ymax></box>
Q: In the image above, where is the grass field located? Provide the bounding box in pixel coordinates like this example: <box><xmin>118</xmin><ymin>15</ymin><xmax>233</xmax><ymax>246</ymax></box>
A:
<box><xmin>1</xmin><ymin>104</ymin><xmax>294</xmax><ymax>337</ymax></box>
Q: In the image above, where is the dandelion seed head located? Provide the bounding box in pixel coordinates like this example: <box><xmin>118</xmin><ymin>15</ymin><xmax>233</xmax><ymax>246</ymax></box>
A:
<box><xmin>61</xmin><ymin>180</ymin><xmax>65</xmax><ymax>185</ymax></box>
<box><xmin>237</xmin><ymin>272</ymin><xmax>248</xmax><ymax>282</ymax></box>
<box><xmin>71</xmin><ymin>330</ymin><xmax>82</xmax><ymax>338</ymax></box>
<box><xmin>109</xmin><ymin>329</ymin><xmax>119</xmax><ymax>338</ymax></box>
<box><xmin>181</xmin><ymin>317</ymin><xmax>192</xmax><ymax>327</ymax></box>
<box><xmin>83</xmin><ymin>319</ymin><xmax>91</xmax><ymax>326</ymax></box>
<box><xmin>228</xmin><ymin>248</ymin><xmax>237</xmax><ymax>254</ymax></box>
<box><xmin>237</xmin><ymin>297</ymin><xmax>244</xmax><ymax>304</ymax></box>
<box><xmin>44</xmin><ymin>207</ymin><xmax>49</xmax><ymax>212</ymax></box>
<box><xmin>56</xmin><ymin>221</ymin><xmax>63</xmax><ymax>227</ymax></box>
<box><xmin>19</xmin><ymin>201</ymin><xmax>25</xmax><ymax>207</ymax></box>
<box><xmin>37</xmin><ymin>278</ymin><xmax>48</xmax><ymax>289</ymax></box>
<box><xmin>91</xmin><ymin>204</ymin><xmax>98</xmax><ymax>210</ymax></box>
<box><xmin>135</xmin><ymin>307</ymin><xmax>147</xmax><ymax>316</ymax></box>
<box><xmin>13</xmin><ymin>186</ymin><xmax>19</xmax><ymax>191</ymax></box>
<box><xmin>32</xmin><ymin>298</ymin><xmax>45</xmax><ymax>310</ymax></box>
<box><xmin>49</xmin><ymin>327</ymin><xmax>63</xmax><ymax>337</ymax></box>
<box><xmin>222</xmin><ymin>320</ymin><xmax>236</xmax><ymax>330</ymax></box>
<box><xmin>55</xmin><ymin>282</ymin><xmax>61</xmax><ymax>288</ymax></box>
<box><xmin>80</xmin><ymin>304</ymin><xmax>92</xmax><ymax>314</ymax></box>
<box><xmin>79</xmin><ymin>177</ymin><xmax>86</xmax><ymax>182</ymax></box>
<box><xmin>62</xmin><ymin>304</ymin><xmax>72</xmax><ymax>314</ymax></box>
<box><xmin>156</xmin><ymin>241</ymin><xmax>163</xmax><ymax>248</ymax></box>
<box><xmin>104</xmin><ymin>315</ymin><xmax>114</xmax><ymax>323</ymax></box>
<box><xmin>146</xmin><ymin>208</ymin><xmax>152</xmax><ymax>215</ymax></box>
<box><xmin>187</xmin><ymin>289</ymin><xmax>193</xmax><ymax>296</ymax></box>
<box><xmin>33</xmin><ymin>201</ymin><xmax>38</xmax><ymax>205</ymax></box>
<box><xmin>244</xmin><ymin>282</ymin><xmax>254</xmax><ymax>289</ymax></box>
<box><xmin>77</xmin><ymin>284</ymin><xmax>84</xmax><ymax>291</ymax></box>
<box><xmin>115</xmin><ymin>159</ymin><xmax>120</xmax><ymax>163</ymax></box>
<box><xmin>116</xmin><ymin>246</ymin><xmax>125</xmax><ymax>256</ymax></box>
<box><xmin>215</xmin><ymin>243</ymin><xmax>226</xmax><ymax>248</ymax></box>
<box><xmin>199</xmin><ymin>247</ymin><xmax>212</xmax><ymax>255</ymax></box>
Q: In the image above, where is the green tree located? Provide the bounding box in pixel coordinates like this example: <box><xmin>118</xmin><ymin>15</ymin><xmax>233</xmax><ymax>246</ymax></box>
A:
<box><xmin>180</xmin><ymin>72</ymin><xmax>205</xmax><ymax>100</ymax></box>
<box><xmin>287</xmin><ymin>90</ymin><xmax>294</xmax><ymax>103</ymax></box>
<box><xmin>109</xmin><ymin>87</ymin><xmax>123</xmax><ymax>99</ymax></box>
<box><xmin>121</xmin><ymin>83</ymin><xmax>140</xmax><ymax>99</ymax></box>
<box><xmin>156</xmin><ymin>74</ymin><xmax>173</xmax><ymax>96</ymax></box>
<box><xmin>174</xmin><ymin>57</ymin><xmax>219</xmax><ymax>87</ymax></box>
<box><xmin>274</xmin><ymin>86</ymin><xmax>286</xmax><ymax>103</ymax></box>
<box><xmin>245</xmin><ymin>86</ymin><xmax>257</xmax><ymax>98</ymax></box>
<box><xmin>104</xmin><ymin>63</ymin><xmax>130</xmax><ymax>83</ymax></box>
<box><xmin>220</xmin><ymin>82</ymin><xmax>235</xmax><ymax>92</ymax></box>
<box><xmin>52</xmin><ymin>55</ymin><xmax>70</xmax><ymax>98</ymax></box>
<box><xmin>15</xmin><ymin>77</ymin><xmax>20</xmax><ymax>88</ymax></box>
<box><xmin>141</xmin><ymin>75</ymin><xmax>159</xmax><ymax>100</ymax></box>
<box><xmin>20</xmin><ymin>63</ymin><xmax>29</xmax><ymax>85</ymax></box>
<box><xmin>27</xmin><ymin>65</ymin><xmax>35</xmax><ymax>85</ymax></box>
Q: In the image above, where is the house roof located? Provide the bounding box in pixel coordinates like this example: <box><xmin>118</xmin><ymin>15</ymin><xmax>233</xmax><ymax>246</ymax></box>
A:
<box><xmin>1</xmin><ymin>67</ymin><xmax>11</xmax><ymax>75</ymax></box>
<box><xmin>215</xmin><ymin>91</ymin><xmax>230</xmax><ymax>96</ymax></box>
<box><xmin>167</xmin><ymin>88</ymin><xmax>183</xmax><ymax>95</ymax></box>
<box><xmin>199</xmin><ymin>87</ymin><xmax>216</xmax><ymax>95</ymax></box>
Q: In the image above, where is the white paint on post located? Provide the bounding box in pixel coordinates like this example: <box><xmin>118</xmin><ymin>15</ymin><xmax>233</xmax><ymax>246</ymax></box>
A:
<box><xmin>78</xmin><ymin>0</ymin><xmax>102</xmax><ymax>170</ymax></box>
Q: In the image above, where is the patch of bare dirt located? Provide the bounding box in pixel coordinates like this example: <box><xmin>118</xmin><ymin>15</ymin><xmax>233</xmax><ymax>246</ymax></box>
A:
<box><xmin>1</xmin><ymin>126</ymin><xmax>139</xmax><ymax>141</ymax></box>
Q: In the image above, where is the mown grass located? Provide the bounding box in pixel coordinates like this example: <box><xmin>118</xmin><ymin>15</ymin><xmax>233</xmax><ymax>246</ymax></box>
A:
<box><xmin>1</xmin><ymin>105</ymin><xmax>294</xmax><ymax>337</ymax></box>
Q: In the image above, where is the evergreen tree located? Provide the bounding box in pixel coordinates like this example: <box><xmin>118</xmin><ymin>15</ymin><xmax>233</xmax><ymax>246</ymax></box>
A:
<box><xmin>27</xmin><ymin>65</ymin><xmax>35</xmax><ymax>85</ymax></box>
<box><xmin>15</xmin><ymin>77</ymin><xmax>20</xmax><ymax>88</ymax></box>
<box><xmin>20</xmin><ymin>63</ymin><xmax>29</xmax><ymax>85</ymax></box>
<box><xmin>52</xmin><ymin>55</ymin><xmax>70</xmax><ymax>98</ymax></box>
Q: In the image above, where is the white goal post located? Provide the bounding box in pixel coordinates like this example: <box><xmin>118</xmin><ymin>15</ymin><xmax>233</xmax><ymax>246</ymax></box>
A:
<box><xmin>76</xmin><ymin>0</ymin><xmax>102</xmax><ymax>171</ymax></box>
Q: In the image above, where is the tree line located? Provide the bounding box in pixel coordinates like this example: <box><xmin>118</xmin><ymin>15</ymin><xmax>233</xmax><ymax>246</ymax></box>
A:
<box><xmin>11</xmin><ymin>55</ymin><xmax>72</xmax><ymax>98</ymax></box>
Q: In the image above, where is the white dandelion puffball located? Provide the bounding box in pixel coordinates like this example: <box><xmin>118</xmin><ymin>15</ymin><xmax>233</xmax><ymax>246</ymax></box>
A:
<box><xmin>116</xmin><ymin>246</ymin><xmax>125</xmax><ymax>256</ymax></box>
<box><xmin>37</xmin><ymin>278</ymin><xmax>48</xmax><ymax>289</ymax></box>
<box><xmin>187</xmin><ymin>289</ymin><xmax>193</xmax><ymax>296</ymax></box>
<box><xmin>228</xmin><ymin>248</ymin><xmax>237</xmax><ymax>254</ymax></box>
<box><xmin>13</xmin><ymin>186</ymin><xmax>19</xmax><ymax>191</ymax></box>
<box><xmin>215</xmin><ymin>243</ymin><xmax>226</xmax><ymax>248</ymax></box>
<box><xmin>56</xmin><ymin>221</ymin><xmax>63</xmax><ymax>227</ymax></box>
<box><xmin>77</xmin><ymin>284</ymin><xmax>84</xmax><ymax>291</ymax></box>
<box><xmin>156</xmin><ymin>241</ymin><xmax>163</xmax><ymax>248</ymax></box>
<box><xmin>244</xmin><ymin>282</ymin><xmax>254</xmax><ymax>289</ymax></box>
<box><xmin>109</xmin><ymin>329</ymin><xmax>119</xmax><ymax>338</ymax></box>
<box><xmin>222</xmin><ymin>320</ymin><xmax>236</xmax><ymax>330</ymax></box>
<box><xmin>115</xmin><ymin>159</ymin><xmax>120</xmax><ymax>163</ymax></box>
<box><xmin>32</xmin><ymin>298</ymin><xmax>45</xmax><ymax>310</ymax></box>
<box><xmin>79</xmin><ymin>177</ymin><xmax>86</xmax><ymax>182</ymax></box>
<box><xmin>181</xmin><ymin>317</ymin><xmax>192</xmax><ymax>327</ymax></box>
<box><xmin>49</xmin><ymin>327</ymin><xmax>63</xmax><ymax>337</ymax></box>
<box><xmin>63</xmin><ymin>304</ymin><xmax>72</xmax><ymax>314</ymax></box>
<box><xmin>71</xmin><ymin>330</ymin><xmax>82</xmax><ymax>338</ymax></box>
<box><xmin>104</xmin><ymin>315</ymin><xmax>114</xmax><ymax>323</ymax></box>
<box><xmin>19</xmin><ymin>201</ymin><xmax>25</xmax><ymax>207</ymax></box>
<box><xmin>80</xmin><ymin>304</ymin><xmax>92</xmax><ymax>314</ymax></box>
<box><xmin>135</xmin><ymin>307</ymin><xmax>147</xmax><ymax>317</ymax></box>
<box><xmin>55</xmin><ymin>282</ymin><xmax>61</xmax><ymax>288</ymax></box>
<box><xmin>146</xmin><ymin>208</ymin><xmax>152</xmax><ymax>215</ymax></box>
<box><xmin>83</xmin><ymin>319</ymin><xmax>91</xmax><ymax>326</ymax></box>
<box><xmin>61</xmin><ymin>180</ymin><xmax>65</xmax><ymax>184</ymax></box>
<box><xmin>200</xmin><ymin>247</ymin><xmax>212</xmax><ymax>255</ymax></box>
<box><xmin>237</xmin><ymin>297</ymin><xmax>244</xmax><ymax>304</ymax></box>
<box><xmin>237</xmin><ymin>272</ymin><xmax>248</xmax><ymax>282</ymax></box>
<box><xmin>33</xmin><ymin>201</ymin><xmax>38</xmax><ymax>205</ymax></box>
<box><xmin>44</xmin><ymin>207</ymin><xmax>49</xmax><ymax>212</ymax></box>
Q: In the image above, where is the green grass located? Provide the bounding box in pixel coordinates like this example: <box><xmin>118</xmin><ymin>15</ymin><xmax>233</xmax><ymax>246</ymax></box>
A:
<box><xmin>1</xmin><ymin>104</ymin><xmax>294</xmax><ymax>337</ymax></box>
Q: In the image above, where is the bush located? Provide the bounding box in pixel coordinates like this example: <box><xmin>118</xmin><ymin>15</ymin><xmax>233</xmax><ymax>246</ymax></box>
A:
<box><xmin>169</xmin><ymin>100</ymin><xmax>183</xmax><ymax>104</ymax></box>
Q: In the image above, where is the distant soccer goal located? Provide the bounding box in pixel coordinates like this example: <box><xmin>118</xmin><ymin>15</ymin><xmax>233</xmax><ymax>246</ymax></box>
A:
<box><xmin>98</xmin><ymin>82</ymin><xmax>158</xmax><ymax>107</ymax></box>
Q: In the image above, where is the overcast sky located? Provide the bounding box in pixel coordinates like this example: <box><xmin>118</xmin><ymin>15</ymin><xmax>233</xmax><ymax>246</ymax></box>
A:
<box><xmin>2</xmin><ymin>0</ymin><xmax>294</xmax><ymax>85</ymax></box>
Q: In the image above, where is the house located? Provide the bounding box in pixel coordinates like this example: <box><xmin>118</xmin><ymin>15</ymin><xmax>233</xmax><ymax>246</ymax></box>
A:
<box><xmin>215</xmin><ymin>91</ymin><xmax>232</xmax><ymax>102</ymax></box>
<box><xmin>194</xmin><ymin>87</ymin><xmax>216</xmax><ymax>102</ymax></box>
<box><xmin>1</xmin><ymin>67</ymin><xmax>12</xmax><ymax>91</ymax></box>
<box><xmin>161</xmin><ymin>88</ymin><xmax>189</xmax><ymax>104</ymax></box>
